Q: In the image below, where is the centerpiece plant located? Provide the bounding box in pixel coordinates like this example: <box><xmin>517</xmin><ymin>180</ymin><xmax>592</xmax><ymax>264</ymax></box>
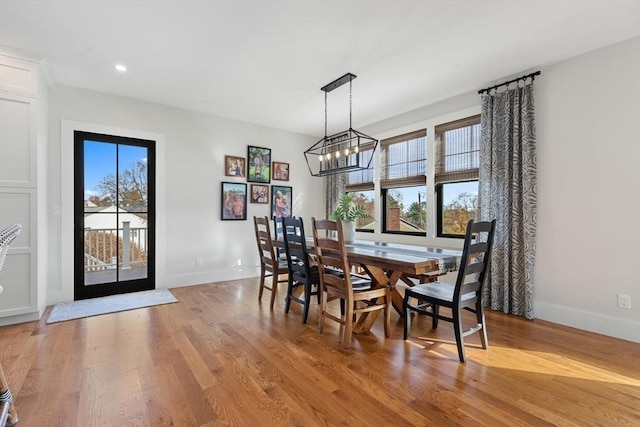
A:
<box><xmin>329</xmin><ymin>193</ymin><xmax>369</xmax><ymax>242</ymax></box>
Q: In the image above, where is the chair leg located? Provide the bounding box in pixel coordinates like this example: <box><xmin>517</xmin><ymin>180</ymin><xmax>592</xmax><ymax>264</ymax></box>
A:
<box><xmin>403</xmin><ymin>293</ymin><xmax>411</xmax><ymax>340</ymax></box>
<box><xmin>318</xmin><ymin>291</ymin><xmax>326</xmax><ymax>333</ymax></box>
<box><xmin>258</xmin><ymin>268</ymin><xmax>266</xmax><ymax>301</ymax></box>
<box><xmin>453</xmin><ymin>306</ymin><xmax>466</xmax><ymax>363</ymax></box>
<box><xmin>384</xmin><ymin>292</ymin><xmax>391</xmax><ymax>338</ymax></box>
<box><xmin>269</xmin><ymin>275</ymin><xmax>278</xmax><ymax>309</ymax></box>
<box><xmin>284</xmin><ymin>277</ymin><xmax>294</xmax><ymax>314</ymax></box>
<box><xmin>0</xmin><ymin>363</ymin><xmax>18</xmax><ymax>427</ymax></box>
<box><xmin>432</xmin><ymin>304</ymin><xmax>439</xmax><ymax>329</ymax></box>
<box><xmin>343</xmin><ymin>299</ymin><xmax>354</xmax><ymax>349</ymax></box>
<box><xmin>476</xmin><ymin>301</ymin><xmax>488</xmax><ymax>350</ymax></box>
<box><xmin>302</xmin><ymin>281</ymin><xmax>312</xmax><ymax>324</ymax></box>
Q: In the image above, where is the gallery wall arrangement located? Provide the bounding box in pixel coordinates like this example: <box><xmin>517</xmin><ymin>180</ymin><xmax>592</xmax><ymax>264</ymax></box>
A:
<box><xmin>223</xmin><ymin>146</ymin><xmax>292</xmax><ymax>220</ymax></box>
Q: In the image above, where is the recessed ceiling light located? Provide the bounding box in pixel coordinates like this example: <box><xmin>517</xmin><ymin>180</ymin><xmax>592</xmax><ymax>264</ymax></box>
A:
<box><xmin>115</xmin><ymin>64</ymin><xmax>127</xmax><ymax>73</ymax></box>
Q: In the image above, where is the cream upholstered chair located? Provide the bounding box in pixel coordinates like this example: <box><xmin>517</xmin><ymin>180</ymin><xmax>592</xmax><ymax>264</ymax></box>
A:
<box><xmin>253</xmin><ymin>216</ymin><xmax>289</xmax><ymax>309</ymax></box>
<box><xmin>0</xmin><ymin>224</ymin><xmax>22</xmax><ymax>427</ymax></box>
<box><xmin>311</xmin><ymin>217</ymin><xmax>390</xmax><ymax>349</ymax></box>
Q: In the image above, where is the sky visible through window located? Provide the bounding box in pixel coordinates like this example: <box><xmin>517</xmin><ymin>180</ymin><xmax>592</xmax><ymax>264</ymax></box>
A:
<box><xmin>84</xmin><ymin>140</ymin><xmax>147</xmax><ymax>201</ymax></box>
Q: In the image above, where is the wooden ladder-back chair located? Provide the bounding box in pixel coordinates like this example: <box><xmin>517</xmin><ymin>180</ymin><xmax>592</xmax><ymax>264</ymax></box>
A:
<box><xmin>253</xmin><ymin>216</ymin><xmax>289</xmax><ymax>309</ymax></box>
<box><xmin>0</xmin><ymin>224</ymin><xmax>22</xmax><ymax>427</ymax></box>
<box><xmin>311</xmin><ymin>217</ymin><xmax>390</xmax><ymax>349</ymax></box>
<box><xmin>403</xmin><ymin>219</ymin><xmax>496</xmax><ymax>363</ymax></box>
<box><xmin>282</xmin><ymin>217</ymin><xmax>320</xmax><ymax>324</ymax></box>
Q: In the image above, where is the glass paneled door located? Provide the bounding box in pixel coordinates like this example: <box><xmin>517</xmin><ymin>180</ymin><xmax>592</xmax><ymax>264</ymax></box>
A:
<box><xmin>74</xmin><ymin>131</ymin><xmax>156</xmax><ymax>300</ymax></box>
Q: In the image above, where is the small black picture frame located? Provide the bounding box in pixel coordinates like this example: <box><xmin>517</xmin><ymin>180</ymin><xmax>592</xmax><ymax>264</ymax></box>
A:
<box><xmin>247</xmin><ymin>145</ymin><xmax>271</xmax><ymax>183</ymax></box>
<box><xmin>221</xmin><ymin>182</ymin><xmax>247</xmax><ymax>220</ymax></box>
<box><xmin>271</xmin><ymin>185</ymin><xmax>292</xmax><ymax>219</ymax></box>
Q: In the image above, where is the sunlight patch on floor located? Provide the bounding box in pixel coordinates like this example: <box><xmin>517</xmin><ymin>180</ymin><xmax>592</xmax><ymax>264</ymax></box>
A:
<box><xmin>475</xmin><ymin>346</ymin><xmax>640</xmax><ymax>386</ymax></box>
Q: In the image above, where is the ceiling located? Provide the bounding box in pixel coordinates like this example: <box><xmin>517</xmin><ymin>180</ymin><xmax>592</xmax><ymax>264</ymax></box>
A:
<box><xmin>1</xmin><ymin>0</ymin><xmax>638</xmax><ymax>137</ymax></box>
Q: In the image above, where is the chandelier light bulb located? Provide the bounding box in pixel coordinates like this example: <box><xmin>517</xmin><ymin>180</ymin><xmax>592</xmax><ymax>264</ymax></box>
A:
<box><xmin>344</xmin><ymin>148</ymin><xmax>350</xmax><ymax>156</ymax></box>
<box><xmin>335</xmin><ymin>151</ymin><xmax>340</xmax><ymax>159</ymax></box>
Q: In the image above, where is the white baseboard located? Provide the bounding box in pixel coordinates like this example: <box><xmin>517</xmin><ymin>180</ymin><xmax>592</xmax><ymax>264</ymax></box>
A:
<box><xmin>164</xmin><ymin>267</ymin><xmax>260</xmax><ymax>289</ymax></box>
<box><xmin>0</xmin><ymin>309</ymin><xmax>42</xmax><ymax>326</ymax></box>
<box><xmin>535</xmin><ymin>301</ymin><xmax>640</xmax><ymax>343</ymax></box>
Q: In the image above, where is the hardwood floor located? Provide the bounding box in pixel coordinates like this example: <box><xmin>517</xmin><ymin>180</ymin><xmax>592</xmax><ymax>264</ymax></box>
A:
<box><xmin>1</xmin><ymin>278</ymin><xmax>638</xmax><ymax>426</ymax></box>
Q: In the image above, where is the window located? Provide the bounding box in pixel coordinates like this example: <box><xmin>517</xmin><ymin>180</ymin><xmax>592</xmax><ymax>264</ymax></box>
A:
<box><xmin>346</xmin><ymin>158</ymin><xmax>374</xmax><ymax>232</ymax></box>
<box><xmin>380</xmin><ymin>129</ymin><xmax>426</xmax><ymax>235</ymax></box>
<box><xmin>435</xmin><ymin>115</ymin><xmax>480</xmax><ymax>237</ymax></box>
<box><xmin>345</xmin><ymin>190</ymin><xmax>375</xmax><ymax>231</ymax></box>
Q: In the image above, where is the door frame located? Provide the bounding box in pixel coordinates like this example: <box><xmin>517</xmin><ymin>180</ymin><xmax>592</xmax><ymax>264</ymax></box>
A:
<box><xmin>73</xmin><ymin>130</ymin><xmax>156</xmax><ymax>300</ymax></box>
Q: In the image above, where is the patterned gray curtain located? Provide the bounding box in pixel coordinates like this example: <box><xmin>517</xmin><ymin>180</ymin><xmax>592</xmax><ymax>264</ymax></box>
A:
<box><xmin>325</xmin><ymin>173</ymin><xmax>345</xmax><ymax>219</ymax></box>
<box><xmin>479</xmin><ymin>84</ymin><xmax>536</xmax><ymax>319</ymax></box>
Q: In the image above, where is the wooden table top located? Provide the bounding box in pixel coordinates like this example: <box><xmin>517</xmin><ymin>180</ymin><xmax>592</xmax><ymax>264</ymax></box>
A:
<box><xmin>276</xmin><ymin>237</ymin><xmax>462</xmax><ymax>277</ymax></box>
<box><xmin>344</xmin><ymin>240</ymin><xmax>461</xmax><ymax>276</ymax></box>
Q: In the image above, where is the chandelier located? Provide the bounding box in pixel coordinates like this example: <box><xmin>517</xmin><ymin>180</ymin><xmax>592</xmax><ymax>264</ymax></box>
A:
<box><xmin>304</xmin><ymin>73</ymin><xmax>377</xmax><ymax>177</ymax></box>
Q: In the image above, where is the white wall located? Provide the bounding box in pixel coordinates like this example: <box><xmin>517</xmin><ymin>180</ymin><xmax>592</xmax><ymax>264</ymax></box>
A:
<box><xmin>359</xmin><ymin>37</ymin><xmax>640</xmax><ymax>342</ymax></box>
<box><xmin>534</xmin><ymin>37</ymin><xmax>640</xmax><ymax>342</ymax></box>
<box><xmin>47</xmin><ymin>86</ymin><xmax>324</xmax><ymax>304</ymax></box>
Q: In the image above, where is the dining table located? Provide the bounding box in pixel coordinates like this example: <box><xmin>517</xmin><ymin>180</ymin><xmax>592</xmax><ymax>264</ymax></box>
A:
<box><xmin>275</xmin><ymin>236</ymin><xmax>463</xmax><ymax>334</ymax></box>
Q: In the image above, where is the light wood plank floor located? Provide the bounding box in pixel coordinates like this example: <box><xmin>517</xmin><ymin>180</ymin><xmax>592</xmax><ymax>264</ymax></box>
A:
<box><xmin>1</xmin><ymin>278</ymin><xmax>638</xmax><ymax>426</ymax></box>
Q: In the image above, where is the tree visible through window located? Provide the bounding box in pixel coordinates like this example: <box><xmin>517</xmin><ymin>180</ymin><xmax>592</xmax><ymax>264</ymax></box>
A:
<box><xmin>346</xmin><ymin>190</ymin><xmax>375</xmax><ymax>230</ymax></box>
<box><xmin>435</xmin><ymin>115</ymin><xmax>480</xmax><ymax>237</ymax></box>
<box><xmin>380</xmin><ymin>129</ymin><xmax>427</xmax><ymax>235</ymax></box>
<box><xmin>439</xmin><ymin>181</ymin><xmax>477</xmax><ymax>235</ymax></box>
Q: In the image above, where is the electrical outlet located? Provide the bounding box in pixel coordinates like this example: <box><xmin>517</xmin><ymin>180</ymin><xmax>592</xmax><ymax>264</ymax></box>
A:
<box><xmin>196</xmin><ymin>257</ymin><xmax>203</xmax><ymax>267</ymax></box>
<box><xmin>617</xmin><ymin>294</ymin><xmax>631</xmax><ymax>310</ymax></box>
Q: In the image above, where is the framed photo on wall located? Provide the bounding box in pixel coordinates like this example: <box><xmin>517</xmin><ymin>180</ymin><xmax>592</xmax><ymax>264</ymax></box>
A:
<box><xmin>250</xmin><ymin>184</ymin><xmax>269</xmax><ymax>204</ymax></box>
<box><xmin>272</xmin><ymin>161</ymin><xmax>289</xmax><ymax>181</ymax></box>
<box><xmin>271</xmin><ymin>185</ymin><xmax>292</xmax><ymax>219</ymax></box>
<box><xmin>247</xmin><ymin>146</ymin><xmax>271</xmax><ymax>183</ymax></box>
<box><xmin>221</xmin><ymin>182</ymin><xmax>247</xmax><ymax>220</ymax></box>
<box><xmin>224</xmin><ymin>155</ymin><xmax>246</xmax><ymax>177</ymax></box>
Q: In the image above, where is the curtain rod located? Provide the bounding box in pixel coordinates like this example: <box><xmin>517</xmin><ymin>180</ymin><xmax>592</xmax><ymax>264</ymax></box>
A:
<box><xmin>478</xmin><ymin>70</ymin><xmax>541</xmax><ymax>95</ymax></box>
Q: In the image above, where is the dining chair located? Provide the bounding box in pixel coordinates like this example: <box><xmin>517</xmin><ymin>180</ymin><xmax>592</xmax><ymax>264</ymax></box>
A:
<box><xmin>253</xmin><ymin>216</ymin><xmax>289</xmax><ymax>309</ymax></box>
<box><xmin>282</xmin><ymin>217</ymin><xmax>321</xmax><ymax>324</ymax></box>
<box><xmin>311</xmin><ymin>217</ymin><xmax>391</xmax><ymax>349</ymax></box>
<box><xmin>403</xmin><ymin>219</ymin><xmax>496</xmax><ymax>363</ymax></box>
<box><xmin>0</xmin><ymin>224</ymin><xmax>22</xmax><ymax>427</ymax></box>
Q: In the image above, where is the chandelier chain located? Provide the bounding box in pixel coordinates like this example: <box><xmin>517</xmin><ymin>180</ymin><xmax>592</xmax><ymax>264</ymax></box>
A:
<box><xmin>349</xmin><ymin>79</ymin><xmax>353</xmax><ymax>129</ymax></box>
<box><xmin>324</xmin><ymin>91</ymin><xmax>328</xmax><ymax>138</ymax></box>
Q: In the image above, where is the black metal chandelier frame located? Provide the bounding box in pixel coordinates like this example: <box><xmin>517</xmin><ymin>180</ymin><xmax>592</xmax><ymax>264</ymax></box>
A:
<box><xmin>304</xmin><ymin>73</ymin><xmax>378</xmax><ymax>177</ymax></box>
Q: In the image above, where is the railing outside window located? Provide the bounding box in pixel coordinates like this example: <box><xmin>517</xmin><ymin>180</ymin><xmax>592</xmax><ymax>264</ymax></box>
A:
<box><xmin>84</xmin><ymin>222</ymin><xmax>147</xmax><ymax>272</ymax></box>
